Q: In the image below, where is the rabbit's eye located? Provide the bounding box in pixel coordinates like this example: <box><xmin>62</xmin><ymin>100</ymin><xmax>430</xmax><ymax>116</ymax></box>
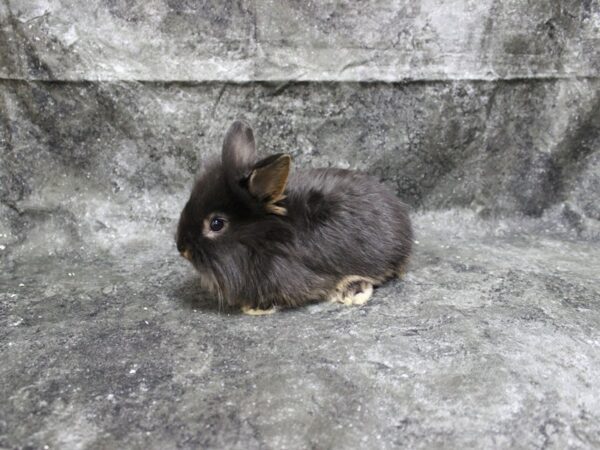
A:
<box><xmin>204</xmin><ymin>214</ymin><xmax>228</xmax><ymax>238</ymax></box>
<box><xmin>210</xmin><ymin>217</ymin><xmax>225</xmax><ymax>232</ymax></box>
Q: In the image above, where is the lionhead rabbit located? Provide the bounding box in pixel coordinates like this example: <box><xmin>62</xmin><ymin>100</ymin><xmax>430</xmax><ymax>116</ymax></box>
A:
<box><xmin>176</xmin><ymin>121</ymin><xmax>412</xmax><ymax>315</ymax></box>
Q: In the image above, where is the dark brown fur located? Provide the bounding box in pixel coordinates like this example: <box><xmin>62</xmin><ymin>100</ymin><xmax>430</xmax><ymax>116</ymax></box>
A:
<box><xmin>176</xmin><ymin>121</ymin><xmax>412</xmax><ymax>310</ymax></box>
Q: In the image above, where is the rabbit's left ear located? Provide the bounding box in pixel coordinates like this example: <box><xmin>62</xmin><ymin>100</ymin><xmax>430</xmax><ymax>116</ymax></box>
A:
<box><xmin>249</xmin><ymin>153</ymin><xmax>291</xmax><ymax>214</ymax></box>
<box><xmin>222</xmin><ymin>120</ymin><xmax>256</xmax><ymax>180</ymax></box>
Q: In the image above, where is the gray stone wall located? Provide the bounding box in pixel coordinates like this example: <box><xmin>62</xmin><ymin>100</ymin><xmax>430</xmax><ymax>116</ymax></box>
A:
<box><xmin>2</xmin><ymin>1</ymin><xmax>599</xmax><ymax>238</ymax></box>
<box><xmin>2</xmin><ymin>1</ymin><xmax>599</xmax><ymax>81</ymax></box>
<box><xmin>2</xmin><ymin>80</ymin><xmax>600</xmax><ymax>231</ymax></box>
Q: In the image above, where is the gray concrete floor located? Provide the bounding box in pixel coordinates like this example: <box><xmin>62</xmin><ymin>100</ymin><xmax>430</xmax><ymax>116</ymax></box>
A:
<box><xmin>2</xmin><ymin>211</ymin><xmax>599</xmax><ymax>449</ymax></box>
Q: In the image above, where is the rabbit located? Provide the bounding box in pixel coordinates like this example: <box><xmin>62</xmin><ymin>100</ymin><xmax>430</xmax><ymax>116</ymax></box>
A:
<box><xmin>176</xmin><ymin>121</ymin><xmax>412</xmax><ymax>315</ymax></box>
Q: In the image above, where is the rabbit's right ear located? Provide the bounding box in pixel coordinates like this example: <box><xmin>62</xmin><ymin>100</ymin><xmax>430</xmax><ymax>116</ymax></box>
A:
<box><xmin>248</xmin><ymin>154</ymin><xmax>291</xmax><ymax>215</ymax></box>
<box><xmin>222</xmin><ymin>121</ymin><xmax>257</xmax><ymax>182</ymax></box>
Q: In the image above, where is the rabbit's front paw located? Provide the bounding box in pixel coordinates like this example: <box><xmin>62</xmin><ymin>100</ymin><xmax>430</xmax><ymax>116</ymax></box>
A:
<box><xmin>241</xmin><ymin>305</ymin><xmax>276</xmax><ymax>316</ymax></box>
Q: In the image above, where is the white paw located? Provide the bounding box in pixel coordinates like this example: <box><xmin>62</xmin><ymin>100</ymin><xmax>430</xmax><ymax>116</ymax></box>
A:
<box><xmin>241</xmin><ymin>305</ymin><xmax>276</xmax><ymax>316</ymax></box>
<box><xmin>351</xmin><ymin>284</ymin><xmax>373</xmax><ymax>305</ymax></box>
<box><xmin>330</xmin><ymin>277</ymin><xmax>374</xmax><ymax>306</ymax></box>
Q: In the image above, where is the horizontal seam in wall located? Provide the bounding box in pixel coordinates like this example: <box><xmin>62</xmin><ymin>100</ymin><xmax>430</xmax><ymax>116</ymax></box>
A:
<box><xmin>0</xmin><ymin>75</ymin><xmax>599</xmax><ymax>85</ymax></box>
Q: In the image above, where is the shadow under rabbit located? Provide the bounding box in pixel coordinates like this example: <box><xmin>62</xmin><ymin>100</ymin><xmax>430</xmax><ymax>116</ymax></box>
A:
<box><xmin>173</xmin><ymin>275</ymin><xmax>340</xmax><ymax>315</ymax></box>
<box><xmin>173</xmin><ymin>275</ymin><xmax>237</xmax><ymax>314</ymax></box>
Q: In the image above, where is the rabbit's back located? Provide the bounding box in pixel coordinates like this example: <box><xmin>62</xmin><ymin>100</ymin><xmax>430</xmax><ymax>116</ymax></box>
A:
<box><xmin>285</xmin><ymin>168</ymin><xmax>412</xmax><ymax>281</ymax></box>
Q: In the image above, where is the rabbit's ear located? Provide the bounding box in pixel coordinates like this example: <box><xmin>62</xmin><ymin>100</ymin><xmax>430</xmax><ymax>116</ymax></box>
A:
<box><xmin>222</xmin><ymin>120</ymin><xmax>256</xmax><ymax>176</ymax></box>
<box><xmin>249</xmin><ymin>154</ymin><xmax>291</xmax><ymax>214</ymax></box>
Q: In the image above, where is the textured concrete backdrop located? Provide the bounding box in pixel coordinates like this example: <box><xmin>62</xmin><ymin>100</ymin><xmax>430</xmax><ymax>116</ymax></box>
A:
<box><xmin>1</xmin><ymin>1</ymin><xmax>600</xmax><ymax>449</ymax></box>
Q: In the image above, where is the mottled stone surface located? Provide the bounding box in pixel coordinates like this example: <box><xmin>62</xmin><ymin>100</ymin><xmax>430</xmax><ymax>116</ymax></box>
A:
<box><xmin>1</xmin><ymin>0</ymin><xmax>600</xmax><ymax>449</ymax></box>
<box><xmin>1</xmin><ymin>0</ymin><xmax>599</xmax><ymax>81</ymax></box>
<box><xmin>1</xmin><ymin>79</ymin><xmax>599</xmax><ymax>449</ymax></box>
<box><xmin>1</xmin><ymin>212</ymin><xmax>600</xmax><ymax>449</ymax></box>
<box><xmin>1</xmin><ymin>80</ymin><xmax>599</xmax><ymax>231</ymax></box>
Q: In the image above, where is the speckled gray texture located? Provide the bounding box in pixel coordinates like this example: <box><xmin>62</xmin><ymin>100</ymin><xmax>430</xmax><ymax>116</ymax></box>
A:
<box><xmin>2</xmin><ymin>80</ymin><xmax>599</xmax><ymax>229</ymax></box>
<box><xmin>2</xmin><ymin>0</ymin><xmax>600</xmax><ymax>449</ymax></box>
<box><xmin>2</xmin><ymin>213</ymin><xmax>600</xmax><ymax>449</ymax></box>
<box><xmin>1</xmin><ymin>0</ymin><xmax>599</xmax><ymax>81</ymax></box>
